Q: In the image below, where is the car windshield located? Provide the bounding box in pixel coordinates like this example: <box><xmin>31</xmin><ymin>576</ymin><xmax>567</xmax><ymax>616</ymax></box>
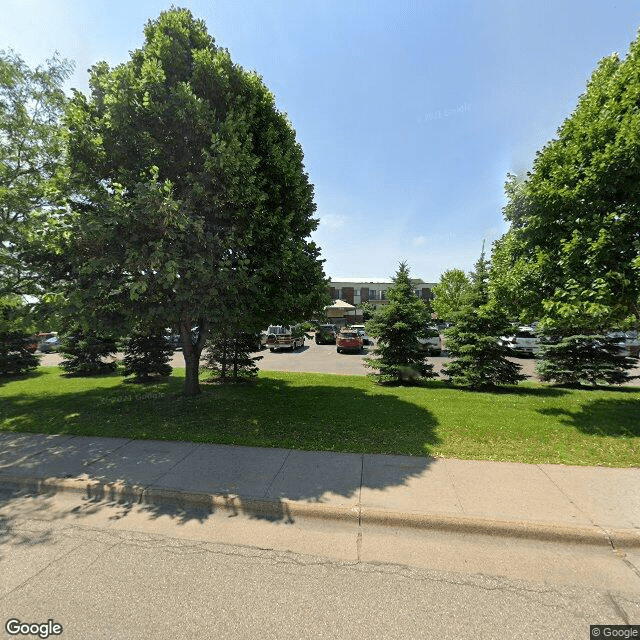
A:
<box><xmin>341</xmin><ymin>332</ymin><xmax>357</xmax><ymax>338</ymax></box>
<box><xmin>268</xmin><ymin>326</ymin><xmax>289</xmax><ymax>334</ymax></box>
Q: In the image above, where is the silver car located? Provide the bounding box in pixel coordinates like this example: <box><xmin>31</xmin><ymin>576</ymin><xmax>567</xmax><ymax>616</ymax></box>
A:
<box><xmin>499</xmin><ymin>326</ymin><xmax>540</xmax><ymax>356</ymax></box>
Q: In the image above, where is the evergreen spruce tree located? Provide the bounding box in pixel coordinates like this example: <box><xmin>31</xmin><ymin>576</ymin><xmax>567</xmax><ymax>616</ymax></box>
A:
<box><xmin>59</xmin><ymin>329</ymin><xmax>117</xmax><ymax>376</ymax></box>
<box><xmin>0</xmin><ymin>332</ymin><xmax>39</xmax><ymax>376</ymax></box>
<box><xmin>122</xmin><ymin>330</ymin><xmax>173</xmax><ymax>381</ymax></box>
<box><xmin>444</xmin><ymin>251</ymin><xmax>525</xmax><ymax>389</ymax></box>
<box><xmin>0</xmin><ymin>297</ymin><xmax>39</xmax><ymax>376</ymax></box>
<box><xmin>204</xmin><ymin>330</ymin><xmax>263</xmax><ymax>381</ymax></box>
<box><xmin>536</xmin><ymin>333</ymin><xmax>638</xmax><ymax>387</ymax></box>
<box><xmin>364</xmin><ymin>262</ymin><xmax>436</xmax><ymax>384</ymax></box>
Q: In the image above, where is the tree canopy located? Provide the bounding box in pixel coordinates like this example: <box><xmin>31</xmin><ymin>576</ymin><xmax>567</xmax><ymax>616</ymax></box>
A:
<box><xmin>0</xmin><ymin>49</ymin><xmax>72</xmax><ymax>300</ymax></box>
<box><xmin>58</xmin><ymin>8</ymin><xmax>327</xmax><ymax>395</ymax></box>
<box><xmin>492</xmin><ymin>33</ymin><xmax>640</xmax><ymax>332</ymax></box>
<box><xmin>431</xmin><ymin>268</ymin><xmax>471</xmax><ymax>322</ymax></box>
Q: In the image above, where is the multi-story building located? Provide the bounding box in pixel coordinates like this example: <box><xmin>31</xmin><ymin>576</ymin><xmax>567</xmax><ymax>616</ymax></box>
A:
<box><xmin>327</xmin><ymin>278</ymin><xmax>436</xmax><ymax>323</ymax></box>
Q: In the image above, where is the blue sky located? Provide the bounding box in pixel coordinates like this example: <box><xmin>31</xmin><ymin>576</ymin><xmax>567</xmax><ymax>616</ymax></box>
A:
<box><xmin>3</xmin><ymin>1</ymin><xmax>640</xmax><ymax>282</ymax></box>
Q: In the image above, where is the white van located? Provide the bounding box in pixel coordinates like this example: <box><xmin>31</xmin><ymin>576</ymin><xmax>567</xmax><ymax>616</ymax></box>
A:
<box><xmin>265</xmin><ymin>325</ymin><xmax>306</xmax><ymax>351</ymax></box>
<box><xmin>499</xmin><ymin>326</ymin><xmax>540</xmax><ymax>356</ymax></box>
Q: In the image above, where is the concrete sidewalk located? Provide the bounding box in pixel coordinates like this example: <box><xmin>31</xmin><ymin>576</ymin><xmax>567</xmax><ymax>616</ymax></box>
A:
<box><xmin>0</xmin><ymin>431</ymin><xmax>639</xmax><ymax>547</ymax></box>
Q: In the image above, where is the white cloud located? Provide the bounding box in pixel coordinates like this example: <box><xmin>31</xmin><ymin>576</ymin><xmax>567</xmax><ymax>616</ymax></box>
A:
<box><xmin>318</xmin><ymin>214</ymin><xmax>347</xmax><ymax>229</ymax></box>
<box><xmin>412</xmin><ymin>235</ymin><xmax>426</xmax><ymax>247</ymax></box>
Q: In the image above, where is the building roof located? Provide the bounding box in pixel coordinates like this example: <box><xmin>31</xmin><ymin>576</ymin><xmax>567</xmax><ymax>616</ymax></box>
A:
<box><xmin>329</xmin><ymin>278</ymin><xmax>428</xmax><ymax>285</ymax></box>
<box><xmin>325</xmin><ymin>299</ymin><xmax>356</xmax><ymax>309</ymax></box>
<box><xmin>330</xmin><ymin>278</ymin><xmax>393</xmax><ymax>284</ymax></box>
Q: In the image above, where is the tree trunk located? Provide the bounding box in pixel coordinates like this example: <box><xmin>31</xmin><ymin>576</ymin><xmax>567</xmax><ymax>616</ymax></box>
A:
<box><xmin>233</xmin><ymin>337</ymin><xmax>239</xmax><ymax>379</ymax></box>
<box><xmin>181</xmin><ymin>321</ymin><xmax>203</xmax><ymax>397</ymax></box>
<box><xmin>221</xmin><ymin>341</ymin><xmax>227</xmax><ymax>379</ymax></box>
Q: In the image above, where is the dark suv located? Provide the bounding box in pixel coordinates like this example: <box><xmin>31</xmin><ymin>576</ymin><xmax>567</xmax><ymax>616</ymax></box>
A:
<box><xmin>315</xmin><ymin>324</ymin><xmax>338</xmax><ymax>344</ymax></box>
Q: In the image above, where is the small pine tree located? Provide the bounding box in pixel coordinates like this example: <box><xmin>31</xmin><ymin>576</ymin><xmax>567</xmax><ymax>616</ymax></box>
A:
<box><xmin>364</xmin><ymin>262</ymin><xmax>436</xmax><ymax>384</ymax></box>
<box><xmin>0</xmin><ymin>332</ymin><xmax>39</xmax><ymax>376</ymax></box>
<box><xmin>443</xmin><ymin>251</ymin><xmax>525</xmax><ymax>389</ymax></box>
<box><xmin>122</xmin><ymin>330</ymin><xmax>173</xmax><ymax>381</ymax></box>
<box><xmin>204</xmin><ymin>330</ymin><xmax>263</xmax><ymax>381</ymax></box>
<box><xmin>59</xmin><ymin>330</ymin><xmax>118</xmax><ymax>376</ymax></box>
<box><xmin>536</xmin><ymin>333</ymin><xmax>638</xmax><ymax>386</ymax></box>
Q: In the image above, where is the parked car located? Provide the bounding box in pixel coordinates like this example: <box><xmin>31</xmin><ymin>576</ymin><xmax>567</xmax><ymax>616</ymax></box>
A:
<box><xmin>22</xmin><ymin>336</ymin><xmax>39</xmax><ymax>353</ymax></box>
<box><xmin>314</xmin><ymin>324</ymin><xmax>338</xmax><ymax>344</ymax></box>
<box><xmin>256</xmin><ymin>331</ymin><xmax>268</xmax><ymax>350</ymax></box>
<box><xmin>164</xmin><ymin>330</ymin><xmax>182</xmax><ymax>350</ymax></box>
<box><xmin>336</xmin><ymin>329</ymin><xmax>363</xmax><ymax>353</ymax></box>
<box><xmin>417</xmin><ymin>326</ymin><xmax>442</xmax><ymax>355</ymax></box>
<box><xmin>266</xmin><ymin>325</ymin><xmax>306</xmax><ymax>351</ymax></box>
<box><xmin>38</xmin><ymin>336</ymin><xmax>61</xmax><ymax>353</ymax></box>
<box><xmin>606</xmin><ymin>330</ymin><xmax>640</xmax><ymax>357</ymax></box>
<box><xmin>349</xmin><ymin>325</ymin><xmax>373</xmax><ymax>345</ymax></box>
<box><xmin>499</xmin><ymin>326</ymin><xmax>540</xmax><ymax>356</ymax></box>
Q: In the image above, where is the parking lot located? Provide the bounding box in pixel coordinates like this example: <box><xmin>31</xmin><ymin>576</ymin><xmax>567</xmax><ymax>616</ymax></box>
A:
<box><xmin>35</xmin><ymin>333</ymin><xmax>640</xmax><ymax>384</ymax></box>
<box><xmin>36</xmin><ymin>338</ymin><xmax>604</xmax><ymax>382</ymax></box>
<box><xmin>253</xmin><ymin>339</ymin><xmax>551</xmax><ymax>380</ymax></box>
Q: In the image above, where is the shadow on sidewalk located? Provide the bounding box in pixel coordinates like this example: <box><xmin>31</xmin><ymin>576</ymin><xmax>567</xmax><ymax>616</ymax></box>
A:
<box><xmin>0</xmin><ymin>373</ymin><xmax>440</xmax><ymax>550</ymax></box>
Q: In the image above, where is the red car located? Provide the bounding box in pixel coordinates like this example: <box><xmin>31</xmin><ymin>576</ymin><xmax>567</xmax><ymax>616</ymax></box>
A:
<box><xmin>23</xmin><ymin>336</ymin><xmax>39</xmax><ymax>353</ymax></box>
<box><xmin>336</xmin><ymin>330</ymin><xmax>363</xmax><ymax>353</ymax></box>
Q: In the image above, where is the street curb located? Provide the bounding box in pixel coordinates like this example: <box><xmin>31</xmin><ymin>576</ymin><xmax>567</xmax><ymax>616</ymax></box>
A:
<box><xmin>1</xmin><ymin>474</ymin><xmax>638</xmax><ymax>548</ymax></box>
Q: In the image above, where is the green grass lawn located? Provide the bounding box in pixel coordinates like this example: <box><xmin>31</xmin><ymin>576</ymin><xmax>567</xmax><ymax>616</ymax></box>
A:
<box><xmin>1</xmin><ymin>367</ymin><xmax>638</xmax><ymax>466</ymax></box>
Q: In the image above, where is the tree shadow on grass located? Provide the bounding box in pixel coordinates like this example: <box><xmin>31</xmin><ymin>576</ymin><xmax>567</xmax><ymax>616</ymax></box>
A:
<box><xmin>0</xmin><ymin>368</ymin><xmax>47</xmax><ymax>388</ymax></box>
<box><xmin>0</xmin><ymin>374</ymin><xmax>440</xmax><ymax>544</ymax></box>
<box><xmin>400</xmin><ymin>378</ymin><xmax>572</xmax><ymax>399</ymax></box>
<box><xmin>537</xmin><ymin>396</ymin><xmax>640</xmax><ymax>437</ymax></box>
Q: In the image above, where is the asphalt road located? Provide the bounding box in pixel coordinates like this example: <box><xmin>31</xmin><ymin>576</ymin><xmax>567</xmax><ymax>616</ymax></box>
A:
<box><xmin>38</xmin><ymin>339</ymin><xmax>640</xmax><ymax>384</ymax></box>
<box><xmin>1</xmin><ymin>485</ymin><xmax>638</xmax><ymax>640</ymax></box>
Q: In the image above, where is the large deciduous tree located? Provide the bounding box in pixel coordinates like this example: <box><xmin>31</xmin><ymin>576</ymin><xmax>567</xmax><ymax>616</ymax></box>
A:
<box><xmin>60</xmin><ymin>8</ymin><xmax>327</xmax><ymax>396</ymax></box>
<box><xmin>492</xmin><ymin>34</ymin><xmax>640</xmax><ymax>332</ymax></box>
<box><xmin>364</xmin><ymin>262</ymin><xmax>436</xmax><ymax>384</ymax></box>
<box><xmin>431</xmin><ymin>268</ymin><xmax>471</xmax><ymax>323</ymax></box>
<box><xmin>0</xmin><ymin>50</ymin><xmax>72</xmax><ymax>300</ymax></box>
